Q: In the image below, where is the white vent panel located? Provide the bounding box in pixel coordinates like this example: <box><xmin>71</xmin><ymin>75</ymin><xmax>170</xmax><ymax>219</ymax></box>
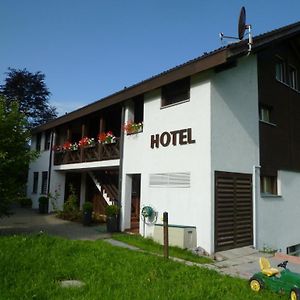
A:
<box><xmin>149</xmin><ymin>172</ymin><xmax>190</xmax><ymax>188</ymax></box>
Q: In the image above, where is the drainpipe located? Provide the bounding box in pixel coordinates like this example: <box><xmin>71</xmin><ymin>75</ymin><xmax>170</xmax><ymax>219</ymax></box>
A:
<box><xmin>118</xmin><ymin>105</ymin><xmax>125</xmax><ymax>229</ymax></box>
<box><xmin>47</xmin><ymin>130</ymin><xmax>55</xmax><ymax>196</ymax></box>
<box><xmin>252</xmin><ymin>165</ymin><xmax>261</xmax><ymax>249</ymax></box>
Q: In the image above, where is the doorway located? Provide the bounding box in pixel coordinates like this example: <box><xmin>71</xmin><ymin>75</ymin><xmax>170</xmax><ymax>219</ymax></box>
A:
<box><xmin>131</xmin><ymin>174</ymin><xmax>141</xmax><ymax>231</ymax></box>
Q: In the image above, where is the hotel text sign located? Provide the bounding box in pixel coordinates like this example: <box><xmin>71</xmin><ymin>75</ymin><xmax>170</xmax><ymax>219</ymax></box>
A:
<box><xmin>151</xmin><ymin>128</ymin><xmax>196</xmax><ymax>149</ymax></box>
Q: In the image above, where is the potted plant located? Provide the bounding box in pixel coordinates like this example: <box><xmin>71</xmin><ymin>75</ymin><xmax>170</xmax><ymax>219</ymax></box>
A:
<box><xmin>38</xmin><ymin>196</ymin><xmax>49</xmax><ymax>214</ymax></box>
<box><xmin>123</xmin><ymin>121</ymin><xmax>143</xmax><ymax>134</ymax></box>
<box><xmin>105</xmin><ymin>204</ymin><xmax>120</xmax><ymax>232</ymax></box>
<box><xmin>82</xmin><ymin>201</ymin><xmax>93</xmax><ymax>226</ymax></box>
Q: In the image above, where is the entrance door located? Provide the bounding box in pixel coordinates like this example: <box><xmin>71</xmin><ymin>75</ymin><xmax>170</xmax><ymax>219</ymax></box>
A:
<box><xmin>131</xmin><ymin>174</ymin><xmax>141</xmax><ymax>231</ymax></box>
<box><xmin>215</xmin><ymin>171</ymin><xmax>253</xmax><ymax>252</ymax></box>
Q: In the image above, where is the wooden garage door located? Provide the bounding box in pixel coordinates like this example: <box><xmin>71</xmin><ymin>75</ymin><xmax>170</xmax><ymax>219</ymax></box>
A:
<box><xmin>215</xmin><ymin>171</ymin><xmax>253</xmax><ymax>252</ymax></box>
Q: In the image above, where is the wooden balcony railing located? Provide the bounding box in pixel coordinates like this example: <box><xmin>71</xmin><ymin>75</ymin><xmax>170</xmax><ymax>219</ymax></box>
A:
<box><xmin>53</xmin><ymin>139</ymin><xmax>120</xmax><ymax>165</ymax></box>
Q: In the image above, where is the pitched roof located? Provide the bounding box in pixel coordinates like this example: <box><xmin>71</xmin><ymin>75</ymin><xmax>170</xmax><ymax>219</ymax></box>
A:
<box><xmin>33</xmin><ymin>20</ymin><xmax>300</xmax><ymax>133</ymax></box>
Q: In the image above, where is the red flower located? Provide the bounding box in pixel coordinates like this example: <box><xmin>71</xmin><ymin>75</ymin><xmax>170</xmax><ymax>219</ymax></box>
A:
<box><xmin>98</xmin><ymin>132</ymin><xmax>107</xmax><ymax>143</ymax></box>
<box><xmin>79</xmin><ymin>136</ymin><xmax>89</xmax><ymax>147</ymax></box>
<box><xmin>63</xmin><ymin>141</ymin><xmax>71</xmax><ymax>150</ymax></box>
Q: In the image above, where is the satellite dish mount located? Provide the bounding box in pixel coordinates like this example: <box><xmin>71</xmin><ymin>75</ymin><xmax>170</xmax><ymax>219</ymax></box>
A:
<box><xmin>219</xmin><ymin>7</ymin><xmax>253</xmax><ymax>53</ymax></box>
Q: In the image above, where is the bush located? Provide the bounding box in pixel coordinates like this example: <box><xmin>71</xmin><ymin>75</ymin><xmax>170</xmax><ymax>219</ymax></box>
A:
<box><xmin>105</xmin><ymin>205</ymin><xmax>119</xmax><ymax>217</ymax></box>
<box><xmin>82</xmin><ymin>202</ymin><xmax>93</xmax><ymax>212</ymax></box>
<box><xmin>57</xmin><ymin>185</ymin><xmax>81</xmax><ymax>221</ymax></box>
<box><xmin>19</xmin><ymin>197</ymin><xmax>32</xmax><ymax>207</ymax></box>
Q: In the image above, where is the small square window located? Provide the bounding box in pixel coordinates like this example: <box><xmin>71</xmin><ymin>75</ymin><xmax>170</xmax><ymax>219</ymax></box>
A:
<box><xmin>289</xmin><ymin>65</ymin><xmax>298</xmax><ymax>90</ymax></box>
<box><xmin>261</xmin><ymin>176</ymin><xmax>277</xmax><ymax>195</ymax></box>
<box><xmin>259</xmin><ymin>106</ymin><xmax>271</xmax><ymax>123</ymax></box>
<box><xmin>162</xmin><ymin>77</ymin><xmax>190</xmax><ymax>107</ymax></box>
<box><xmin>275</xmin><ymin>58</ymin><xmax>285</xmax><ymax>83</ymax></box>
<box><xmin>259</xmin><ymin>105</ymin><xmax>274</xmax><ymax>124</ymax></box>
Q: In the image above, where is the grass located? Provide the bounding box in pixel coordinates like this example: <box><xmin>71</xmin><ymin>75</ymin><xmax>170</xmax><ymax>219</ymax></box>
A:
<box><xmin>0</xmin><ymin>234</ymin><xmax>282</xmax><ymax>300</ymax></box>
<box><xmin>113</xmin><ymin>233</ymin><xmax>213</xmax><ymax>264</ymax></box>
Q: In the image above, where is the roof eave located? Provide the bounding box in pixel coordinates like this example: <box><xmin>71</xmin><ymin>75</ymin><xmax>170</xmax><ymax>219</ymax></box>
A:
<box><xmin>32</xmin><ymin>48</ymin><xmax>229</xmax><ymax>134</ymax></box>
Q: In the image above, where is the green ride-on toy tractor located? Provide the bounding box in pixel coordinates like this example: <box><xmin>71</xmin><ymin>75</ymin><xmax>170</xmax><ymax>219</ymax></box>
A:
<box><xmin>249</xmin><ymin>257</ymin><xmax>300</xmax><ymax>299</ymax></box>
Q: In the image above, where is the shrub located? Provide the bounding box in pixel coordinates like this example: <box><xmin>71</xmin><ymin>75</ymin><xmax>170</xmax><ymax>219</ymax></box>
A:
<box><xmin>19</xmin><ymin>197</ymin><xmax>32</xmax><ymax>207</ymax></box>
<box><xmin>82</xmin><ymin>202</ymin><xmax>93</xmax><ymax>212</ymax></box>
<box><xmin>105</xmin><ymin>205</ymin><xmax>119</xmax><ymax>217</ymax></box>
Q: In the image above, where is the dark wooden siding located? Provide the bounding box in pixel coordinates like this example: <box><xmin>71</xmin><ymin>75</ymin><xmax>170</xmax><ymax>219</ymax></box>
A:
<box><xmin>215</xmin><ymin>172</ymin><xmax>253</xmax><ymax>252</ymax></box>
<box><xmin>257</xmin><ymin>36</ymin><xmax>300</xmax><ymax>175</ymax></box>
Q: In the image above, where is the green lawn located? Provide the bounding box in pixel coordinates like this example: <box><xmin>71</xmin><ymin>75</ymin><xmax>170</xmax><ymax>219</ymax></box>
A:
<box><xmin>0</xmin><ymin>234</ymin><xmax>281</xmax><ymax>300</ymax></box>
<box><xmin>113</xmin><ymin>233</ymin><xmax>213</xmax><ymax>264</ymax></box>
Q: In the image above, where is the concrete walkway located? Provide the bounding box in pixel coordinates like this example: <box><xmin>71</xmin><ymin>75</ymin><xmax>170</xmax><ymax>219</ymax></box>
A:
<box><xmin>0</xmin><ymin>206</ymin><xmax>110</xmax><ymax>240</ymax></box>
<box><xmin>213</xmin><ymin>246</ymin><xmax>300</xmax><ymax>279</ymax></box>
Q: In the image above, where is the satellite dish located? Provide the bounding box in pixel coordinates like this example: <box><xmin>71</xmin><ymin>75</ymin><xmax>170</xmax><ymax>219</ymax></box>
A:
<box><xmin>238</xmin><ymin>6</ymin><xmax>246</xmax><ymax>40</ymax></box>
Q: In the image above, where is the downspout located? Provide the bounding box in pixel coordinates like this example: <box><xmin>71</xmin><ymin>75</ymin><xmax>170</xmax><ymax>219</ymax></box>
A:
<box><xmin>117</xmin><ymin>105</ymin><xmax>125</xmax><ymax>229</ymax></box>
<box><xmin>252</xmin><ymin>165</ymin><xmax>260</xmax><ymax>249</ymax></box>
<box><xmin>47</xmin><ymin>130</ymin><xmax>55</xmax><ymax>196</ymax></box>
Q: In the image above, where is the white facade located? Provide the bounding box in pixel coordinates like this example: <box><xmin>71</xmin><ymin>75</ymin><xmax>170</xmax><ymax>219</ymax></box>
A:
<box><xmin>27</xmin><ymin>133</ymin><xmax>51</xmax><ymax>209</ymax></box>
<box><xmin>120</xmin><ymin>55</ymin><xmax>260</xmax><ymax>254</ymax></box>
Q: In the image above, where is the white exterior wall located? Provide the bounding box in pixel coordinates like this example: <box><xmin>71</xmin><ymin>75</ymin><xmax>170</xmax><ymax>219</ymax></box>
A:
<box><xmin>210</xmin><ymin>56</ymin><xmax>260</xmax><ymax>251</ymax></box>
<box><xmin>121</xmin><ymin>73</ymin><xmax>213</xmax><ymax>252</ymax></box>
<box><xmin>257</xmin><ymin>170</ymin><xmax>300</xmax><ymax>253</ymax></box>
<box><xmin>27</xmin><ymin>133</ymin><xmax>51</xmax><ymax>209</ymax></box>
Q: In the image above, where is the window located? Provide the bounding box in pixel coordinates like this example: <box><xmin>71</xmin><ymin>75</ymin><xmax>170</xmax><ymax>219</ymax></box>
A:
<box><xmin>44</xmin><ymin>131</ymin><xmax>51</xmax><ymax>151</ymax></box>
<box><xmin>41</xmin><ymin>171</ymin><xmax>48</xmax><ymax>194</ymax></box>
<box><xmin>33</xmin><ymin>172</ymin><xmax>39</xmax><ymax>194</ymax></box>
<box><xmin>289</xmin><ymin>65</ymin><xmax>298</xmax><ymax>90</ymax></box>
<box><xmin>259</xmin><ymin>105</ymin><xmax>272</xmax><ymax>123</ymax></box>
<box><xmin>260</xmin><ymin>176</ymin><xmax>277</xmax><ymax>195</ymax></box>
<box><xmin>133</xmin><ymin>95</ymin><xmax>144</xmax><ymax>124</ymax></box>
<box><xmin>36</xmin><ymin>133</ymin><xmax>41</xmax><ymax>151</ymax></box>
<box><xmin>161</xmin><ymin>77</ymin><xmax>190</xmax><ymax>107</ymax></box>
<box><xmin>275</xmin><ymin>57</ymin><xmax>285</xmax><ymax>83</ymax></box>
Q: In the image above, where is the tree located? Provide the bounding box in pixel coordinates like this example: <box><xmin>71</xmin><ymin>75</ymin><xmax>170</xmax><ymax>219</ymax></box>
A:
<box><xmin>0</xmin><ymin>96</ymin><xmax>37</xmax><ymax>216</ymax></box>
<box><xmin>1</xmin><ymin>68</ymin><xmax>57</xmax><ymax>128</ymax></box>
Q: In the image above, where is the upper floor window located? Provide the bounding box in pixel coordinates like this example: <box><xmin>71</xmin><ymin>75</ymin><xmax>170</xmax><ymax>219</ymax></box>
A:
<box><xmin>36</xmin><ymin>133</ymin><xmax>41</xmax><ymax>152</ymax></box>
<box><xmin>133</xmin><ymin>95</ymin><xmax>144</xmax><ymax>124</ymax></box>
<box><xmin>289</xmin><ymin>65</ymin><xmax>298</xmax><ymax>90</ymax></box>
<box><xmin>161</xmin><ymin>77</ymin><xmax>190</xmax><ymax>107</ymax></box>
<box><xmin>44</xmin><ymin>131</ymin><xmax>51</xmax><ymax>151</ymax></box>
<box><xmin>261</xmin><ymin>175</ymin><xmax>278</xmax><ymax>195</ymax></box>
<box><xmin>275</xmin><ymin>57</ymin><xmax>285</xmax><ymax>83</ymax></box>
<box><xmin>259</xmin><ymin>104</ymin><xmax>275</xmax><ymax>125</ymax></box>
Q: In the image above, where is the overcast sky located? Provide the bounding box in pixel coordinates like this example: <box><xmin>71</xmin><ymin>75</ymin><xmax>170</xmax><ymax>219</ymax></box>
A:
<box><xmin>1</xmin><ymin>0</ymin><xmax>300</xmax><ymax>115</ymax></box>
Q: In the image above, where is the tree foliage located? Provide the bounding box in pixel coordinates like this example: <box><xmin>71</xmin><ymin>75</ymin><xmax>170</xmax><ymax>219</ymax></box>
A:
<box><xmin>1</xmin><ymin>68</ymin><xmax>57</xmax><ymax>128</ymax></box>
<box><xmin>0</xmin><ymin>96</ymin><xmax>37</xmax><ymax>216</ymax></box>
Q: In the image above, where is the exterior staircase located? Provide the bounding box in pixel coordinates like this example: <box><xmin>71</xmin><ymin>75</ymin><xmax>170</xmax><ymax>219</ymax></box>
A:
<box><xmin>88</xmin><ymin>171</ymin><xmax>119</xmax><ymax>206</ymax></box>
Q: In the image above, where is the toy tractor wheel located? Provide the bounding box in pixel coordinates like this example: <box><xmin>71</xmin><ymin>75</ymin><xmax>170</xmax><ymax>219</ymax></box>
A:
<box><xmin>290</xmin><ymin>288</ymin><xmax>300</xmax><ymax>300</ymax></box>
<box><xmin>249</xmin><ymin>276</ymin><xmax>263</xmax><ymax>292</ymax></box>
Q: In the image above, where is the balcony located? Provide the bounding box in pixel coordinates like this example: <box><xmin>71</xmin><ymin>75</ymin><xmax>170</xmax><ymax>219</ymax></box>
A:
<box><xmin>54</xmin><ymin>139</ymin><xmax>120</xmax><ymax>165</ymax></box>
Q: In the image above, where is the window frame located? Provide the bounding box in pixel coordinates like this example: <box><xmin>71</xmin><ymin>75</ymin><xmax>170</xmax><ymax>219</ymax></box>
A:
<box><xmin>41</xmin><ymin>171</ymin><xmax>48</xmax><ymax>195</ymax></box>
<box><xmin>288</xmin><ymin>64</ymin><xmax>298</xmax><ymax>90</ymax></box>
<box><xmin>33</xmin><ymin>172</ymin><xmax>39</xmax><ymax>194</ymax></box>
<box><xmin>260</xmin><ymin>175</ymin><xmax>278</xmax><ymax>196</ymax></box>
<box><xmin>161</xmin><ymin>77</ymin><xmax>190</xmax><ymax>108</ymax></box>
<box><xmin>275</xmin><ymin>56</ymin><xmax>286</xmax><ymax>83</ymax></box>
<box><xmin>44</xmin><ymin>131</ymin><xmax>51</xmax><ymax>151</ymax></box>
<box><xmin>36</xmin><ymin>133</ymin><xmax>42</xmax><ymax>152</ymax></box>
